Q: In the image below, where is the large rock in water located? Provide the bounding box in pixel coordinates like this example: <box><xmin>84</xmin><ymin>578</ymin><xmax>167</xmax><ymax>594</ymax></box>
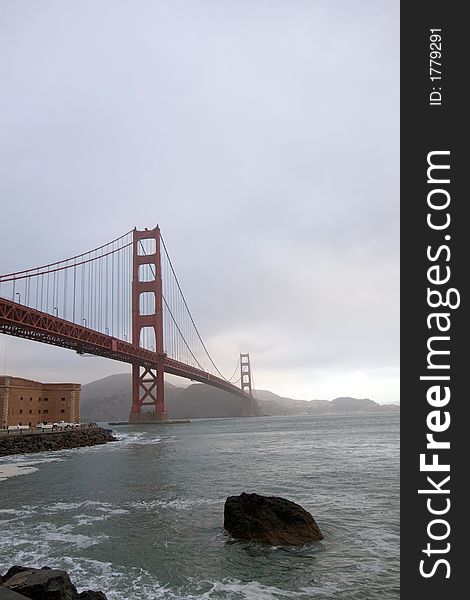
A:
<box><xmin>224</xmin><ymin>492</ymin><xmax>323</xmax><ymax>545</ymax></box>
<box><xmin>0</xmin><ymin>566</ymin><xmax>108</xmax><ymax>599</ymax></box>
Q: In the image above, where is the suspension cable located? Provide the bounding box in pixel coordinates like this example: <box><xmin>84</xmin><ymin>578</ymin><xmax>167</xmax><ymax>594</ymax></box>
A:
<box><xmin>161</xmin><ymin>296</ymin><xmax>206</xmax><ymax>370</ymax></box>
<box><xmin>0</xmin><ymin>230</ymin><xmax>133</xmax><ymax>280</ymax></box>
<box><xmin>227</xmin><ymin>356</ymin><xmax>240</xmax><ymax>382</ymax></box>
<box><xmin>160</xmin><ymin>234</ymin><xmax>231</xmax><ymax>381</ymax></box>
<box><xmin>137</xmin><ymin>240</ymin><xmax>205</xmax><ymax>370</ymax></box>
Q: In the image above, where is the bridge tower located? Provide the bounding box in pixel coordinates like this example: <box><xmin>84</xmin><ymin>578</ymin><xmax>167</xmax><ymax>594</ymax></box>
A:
<box><xmin>240</xmin><ymin>352</ymin><xmax>253</xmax><ymax>397</ymax></box>
<box><xmin>240</xmin><ymin>353</ymin><xmax>259</xmax><ymax>416</ymax></box>
<box><xmin>129</xmin><ymin>226</ymin><xmax>167</xmax><ymax>423</ymax></box>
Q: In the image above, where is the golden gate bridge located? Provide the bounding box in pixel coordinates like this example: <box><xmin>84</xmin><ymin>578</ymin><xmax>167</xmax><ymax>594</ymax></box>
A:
<box><xmin>0</xmin><ymin>227</ymin><xmax>257</xmax><ymax>421</ymax></box>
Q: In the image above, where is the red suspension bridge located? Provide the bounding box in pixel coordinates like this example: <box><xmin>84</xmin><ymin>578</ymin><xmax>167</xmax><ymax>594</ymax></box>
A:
<box><xmin>0</xmin><ymin>227</ymin><xmax>258</xmax><ymax>421</ymax></box>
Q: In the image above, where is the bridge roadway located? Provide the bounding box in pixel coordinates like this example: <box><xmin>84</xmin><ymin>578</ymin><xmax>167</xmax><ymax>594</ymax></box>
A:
<box><xmin>0</xmin><ymin>297</ymin><xmax>248</xmax><ymax>401</ymax></box>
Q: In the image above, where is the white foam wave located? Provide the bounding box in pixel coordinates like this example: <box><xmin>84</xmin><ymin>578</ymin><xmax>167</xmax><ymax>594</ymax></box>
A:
<box><xmin>192</xmin><ymin>579</ymin><xmax>337</xmax><ymax>599</ymax></box>
<box><xmin>0</xmin><ymin>464</ymin><xmax>39</xmax><ymax>481</ymax></box>
<box><xmin>1</xmin><ymin>548</ymin><xmax>333</xmax><ymax>600</ymax></box>
<box><xmin>0</xmin><ymin>506</ymin><xmax>36</xmax><ymax>525</ymax></box>
<box><xmin>41</xmin><ymin>531</ymin><xmax>107</xmax><ymax>548</ymax></box>
<box><xmin>0</xmin><ymin>455</ymin><xmax>67</xmax><ymax>481</ymax></box>
<box><xmin>96</xmin><ymin>507</ymin><xmax>129</xmax><ymax>515</ymax></box>
<box><xmin>28</xmin><ymin>523</ymin><xmax>108</xmax><ymax>548</ymax></box>
<box><xmin>59</xmin><ymin>558</ymin><xmax>332</xmax><ymax>600</ymax></box>
<box><xmin>44</xmin><ymin>501</ymin><xmax>129</xmax><ymax>518</ymax></box>
<box><xmin>72</xmin><ymin>514</ymin><xmax>108</xmax><ymax>526</ymax></box>
<box><xmin>48</xmin><ymin>500</ymin><xmax>113</xmax><ymax>512</ymax></box>
<box><xmin>128</xmin><ymin>498</ymin><xmax>221</xmax><ymax>511</ymax></box>
<box><xmin>114</xmin><ymin>432</ymin><xmax>162</xmax><ymax>446</ymax></box>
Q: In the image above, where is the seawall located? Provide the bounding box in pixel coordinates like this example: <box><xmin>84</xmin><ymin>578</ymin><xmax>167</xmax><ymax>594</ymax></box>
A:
<box><xmin>0</xmin><ymin>427</ymin><xmax>117</xmax><ymax>457</ymax></box>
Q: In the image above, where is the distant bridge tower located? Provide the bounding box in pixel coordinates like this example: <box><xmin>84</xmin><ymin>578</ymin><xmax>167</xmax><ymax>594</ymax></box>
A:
<box><xmin>130</xmin><ymin>226</ymin><xmax>167</xmax><ymax>422</ymax></box>
<box><xmin>240</xmin><ymin>353</ymin><xmax>253</xmax><ymax>397</ymax></box>
<box><xmin>240</xmin><ymin>353</ymin><xmax>259</xmax><ymax>416</ymax></box>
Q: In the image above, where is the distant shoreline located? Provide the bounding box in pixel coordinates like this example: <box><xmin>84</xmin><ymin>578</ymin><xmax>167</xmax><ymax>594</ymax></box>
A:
<box><xmin>81</xmin><ymin>372</ymin><xmax>400</xmax><ymax>422</ymax></box>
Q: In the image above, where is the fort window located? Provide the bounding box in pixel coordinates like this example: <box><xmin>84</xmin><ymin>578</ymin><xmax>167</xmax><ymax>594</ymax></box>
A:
<box><xmin>19</xmin><ymin>410</ymin><xmax>23</xmax><ymax>414</ymax></box>
<box><xmin>29</xmin><ymin>409</ymin><xmax>32</xmax><ymax>414</ymax></box>
<box><xmin>44</xmin><ymin>398</ymin><xmax>48</xmax><ymax>402</ymax></box>
<box><xmin>61</xmin><ymin>409</ymin><xmax>65</xmax><ymax>413</ymax></box>
<box><xmin>38</xmin><ymin>409</ymin><xmax>41</xmax><ymax>414</ymax></box>
<box><xmin>43</xmin><ymin>409</ymin><xmax>48</xmax><ymax>414</ymax></box>
<box><xmin>20</xmin><ymin>396</ymin><xmax>24</xmax><ymax>400</ymax></box>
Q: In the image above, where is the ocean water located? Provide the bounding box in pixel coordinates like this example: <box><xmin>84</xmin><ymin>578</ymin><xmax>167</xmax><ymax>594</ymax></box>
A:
<box><xmin>0</xmin><ymin>414</ymin><xmax>399</xmax><ymax>599</ymax></box>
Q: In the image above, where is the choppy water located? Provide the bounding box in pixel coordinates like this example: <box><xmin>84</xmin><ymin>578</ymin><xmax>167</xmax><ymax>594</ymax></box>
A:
<box><xmin>0</xmin><ymin>414</ymin><xmax>399</xmax><ymax>599</ymax></box>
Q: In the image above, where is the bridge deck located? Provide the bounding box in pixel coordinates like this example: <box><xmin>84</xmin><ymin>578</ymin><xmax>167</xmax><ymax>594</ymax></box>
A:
<box><xmin>0</xmin><ymin>298</ymin><xmax>248</xmax><ymax>401</ymax></box>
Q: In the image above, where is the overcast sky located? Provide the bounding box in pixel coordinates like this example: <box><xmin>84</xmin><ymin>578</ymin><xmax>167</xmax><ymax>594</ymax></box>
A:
<box><xmin>0</xmin><ymin>1</ymin><xmax>399</xmax><ymax>403</ymax></box>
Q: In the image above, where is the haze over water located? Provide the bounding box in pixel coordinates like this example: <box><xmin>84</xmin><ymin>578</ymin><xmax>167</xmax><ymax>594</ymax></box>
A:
<box><xmin>0</xmin><ymin>414</ymin><xmax>399</xmax><ymax>599</ymax></box>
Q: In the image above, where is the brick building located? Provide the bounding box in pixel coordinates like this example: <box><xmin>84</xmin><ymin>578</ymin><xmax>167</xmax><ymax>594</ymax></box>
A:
<box><xmin>0</xmin><ymin>376</ymin><xmax>81</xmax><ymax>429</ymax></box>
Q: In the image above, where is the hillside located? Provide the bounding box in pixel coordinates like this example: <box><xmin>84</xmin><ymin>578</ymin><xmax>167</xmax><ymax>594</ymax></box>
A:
<box><xmin>254</xmin><ymin>390</ymin><xmax>398</xmax><ymax>416</ymax></box>
<box><xmin>80</xmin><ymin>374</ymin><xmax>185</xmax><ymax>421</ymax></box>
<box><xmin>80</xmin><ymin>373</ymin><xmax>399</xmax><ymax>421</ymax></box>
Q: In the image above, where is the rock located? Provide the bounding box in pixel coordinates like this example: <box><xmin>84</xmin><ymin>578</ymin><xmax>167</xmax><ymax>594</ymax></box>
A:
<box><xmin>1</xmin><ymin>566</ymin><xmax>31</xmax><ymax>584</ymax></box>
<box><xmin>2</xmin><ymin>567</ymin><xmax>77</xmax><ymax>599</ymax></box>
<box><xmin>1</xmin><ymin>567</ymin><xmax>108</xmax><ymax>600</ymax></box>
<box><xmin>224</xmin><ymin>492</ymin><xmax>323</xmax><ymax>545</ymax></box>
<box><xmin>0</xmin><ymin>586</ymin><xmax>31</xmax><ymax>599</ymax></box>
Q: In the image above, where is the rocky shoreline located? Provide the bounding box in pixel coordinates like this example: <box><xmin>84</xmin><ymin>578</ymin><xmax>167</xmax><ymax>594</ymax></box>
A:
<box><xmin>0</xmin><ymin>427</ymin><xmax>117</xmax><ymax>457</ymax></box>
<box><xmin>1</xmin><ymin>565</ymin><xmax>107</xmax><ymax>599</ymax></box>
